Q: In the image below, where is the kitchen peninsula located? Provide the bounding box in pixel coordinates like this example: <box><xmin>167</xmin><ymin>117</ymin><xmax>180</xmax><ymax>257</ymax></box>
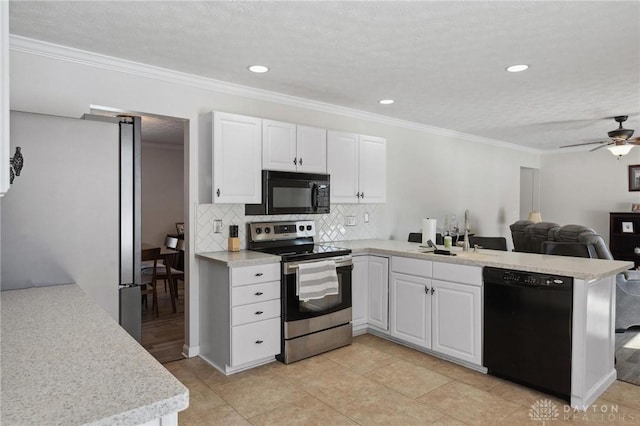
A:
<box><xmin>1</xmin><ymin>284</ymin><xmax>189</xmax><ymax>425</ymax></box>
<box><xmin>198</xmin><ymin>238</ymin><xmax>633</xmax><ymax>411</ymax></box>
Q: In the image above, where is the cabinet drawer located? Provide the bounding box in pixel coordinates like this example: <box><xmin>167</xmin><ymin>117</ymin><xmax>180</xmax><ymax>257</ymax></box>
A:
<box><xmin>392</xmin><ymin>256</ymin><xmax>432</xmax><ymax>277</ymax></box>
<box><xmin>231</xmin><ymin>317</ymin><xmax>280</xmax><ymax>366</ymax></box>
<box><xmin>432</xmin><ymin>262</ymin><xmax>482</xmax><ymax>286</ymax></box>
<box><xmin>232</xmin><ymin>281</ymin><xmax>280</xmax><ymax>306</ymax></box>
<box><xmin>231</xmin><ymin>263</ymin><xmax>280</xmax><ymax>287</ymax></box>
<box><xmin>232</xmin><ymin>299</ymin><xmax>281</xmax><ymax>326</ymax></box>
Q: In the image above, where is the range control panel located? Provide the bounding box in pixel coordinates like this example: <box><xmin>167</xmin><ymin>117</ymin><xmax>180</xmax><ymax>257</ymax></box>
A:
<box><xmin>249</xmin><ymin>220</ymin><xmax>316</xmax><ymax>242</ymax></box>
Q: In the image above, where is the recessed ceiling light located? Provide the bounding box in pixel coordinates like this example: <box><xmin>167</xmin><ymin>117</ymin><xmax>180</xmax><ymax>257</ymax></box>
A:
<box><xmin>379</xmin><ymin>99</ymin><xmax>395</xmax><ymax>105</ymax></box>
<box><xmin>248</xmin><ymin>65</ymin><xmax>269</xmax><ymax>73</ymax></box>
<box><xmin>506</xmin><ymin>64</ymin><xmax>529</xmax><ymax>73</ymax></box>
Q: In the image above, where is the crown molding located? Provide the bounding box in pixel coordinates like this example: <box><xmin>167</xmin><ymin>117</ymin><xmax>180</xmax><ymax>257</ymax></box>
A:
<box><xmin>9</xmin><ymin>35</ymin><xmax>541</xmax><ymax>155</ymax></box>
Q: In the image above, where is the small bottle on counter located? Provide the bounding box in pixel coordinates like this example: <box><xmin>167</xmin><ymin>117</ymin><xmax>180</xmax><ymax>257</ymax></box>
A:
<box><xmin>228</xmin><ymin>225</ymin><xmax>240</xmax><ymax>252</ymax></box>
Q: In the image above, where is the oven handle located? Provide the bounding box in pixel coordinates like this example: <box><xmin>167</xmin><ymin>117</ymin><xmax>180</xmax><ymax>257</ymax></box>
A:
<box><xmin>283</xmin><ymin>256</ymin><xmax>353</xmax><ymax>275</ymax></box>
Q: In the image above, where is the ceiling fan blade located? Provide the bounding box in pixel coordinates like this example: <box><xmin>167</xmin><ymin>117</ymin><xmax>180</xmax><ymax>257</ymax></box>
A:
<box><xmin>560</xmin><ymin>140</ymin><xmax>608</xmax><ymax>148</ymax></box>
<box><xmin>589</xmin><ymin>143</ymin><xmax>611</xmax><ymax>152</ymax></box>
<box><xmin>628</xmin><ymin>137</ymin><xmax>640</xmax><ymax>145</ymax></box>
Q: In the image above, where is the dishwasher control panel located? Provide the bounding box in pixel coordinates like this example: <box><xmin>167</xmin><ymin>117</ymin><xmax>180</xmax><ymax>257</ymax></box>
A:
<box><xmin>485</xmin><ymin>267</ymin><xmax>572</xmax><ymax>288</ymax></box>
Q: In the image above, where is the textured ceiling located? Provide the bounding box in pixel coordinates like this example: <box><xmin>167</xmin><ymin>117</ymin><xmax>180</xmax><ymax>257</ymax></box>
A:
<box><xmin>8</xmin><ymin>1</ymin><xmax>640</xmax><ymax>151</ymax></box>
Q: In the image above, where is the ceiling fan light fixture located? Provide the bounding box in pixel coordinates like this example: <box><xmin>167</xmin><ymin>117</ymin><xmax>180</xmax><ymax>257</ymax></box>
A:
<box><xmin>506</xmin><ymin>64</ymin><xmax>529</xmax><ymax>73</ymax></box>
<box><xmin>607</xmin><ymin>144</ymin><xmax>634</xmax><ymax>157</ymax></box>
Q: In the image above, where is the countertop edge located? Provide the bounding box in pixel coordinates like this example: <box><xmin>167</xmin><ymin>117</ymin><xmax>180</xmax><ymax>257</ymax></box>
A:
<box><xmin>197</xmin><ymin>251</ymin><xmax>281</xmax><ymax>267</ymax></box>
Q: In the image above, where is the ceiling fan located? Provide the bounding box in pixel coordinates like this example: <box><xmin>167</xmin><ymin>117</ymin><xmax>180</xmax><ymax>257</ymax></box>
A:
<box><xmin>560</xmin><ymin>115</ymin><xmax>640</xmax><ymax>156</ymax></box>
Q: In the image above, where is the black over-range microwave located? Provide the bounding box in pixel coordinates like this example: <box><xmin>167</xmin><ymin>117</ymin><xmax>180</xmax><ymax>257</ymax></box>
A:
<box><xmin>245</xmin><ymin>170</ymin><xmax>330</xmax><ymax>215</ymax></box>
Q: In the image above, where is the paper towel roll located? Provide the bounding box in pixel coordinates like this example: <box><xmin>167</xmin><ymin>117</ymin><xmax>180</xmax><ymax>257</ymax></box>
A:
<box><xmin>422</xmin><ymin>218</ymin><xmax>437</xmax><ymax>245</ymax></box>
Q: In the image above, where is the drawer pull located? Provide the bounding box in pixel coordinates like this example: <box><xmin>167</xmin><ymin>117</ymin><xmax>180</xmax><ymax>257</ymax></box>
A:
<box><xmin>255</xmin><ymin>340</ymin><xmax>263</xmax><ymax>344</ymax></box>
<box><xmin>255</xmin><ymin>292</ymin><xmax>264</xmax><ymax>296</ymax></box>
<box><xmin>255</xmin><ymin>311</ymin><xmax>264</xmax><ymax>315</ymax></box>
<box><xmin>255</xmin><ymin>272</ymin><xmax>264</xmax><ymax>277</ymax></box>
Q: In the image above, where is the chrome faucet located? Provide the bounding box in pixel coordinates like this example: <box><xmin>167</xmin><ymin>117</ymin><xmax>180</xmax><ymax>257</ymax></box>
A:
<box><xmin>463</xmin><ymin>209</ymin><xmax>471</xmax><ymax>252</ymax></box>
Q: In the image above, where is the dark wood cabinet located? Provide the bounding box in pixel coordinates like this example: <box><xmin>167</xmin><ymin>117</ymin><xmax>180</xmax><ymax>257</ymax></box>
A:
<box><xmin>609</xmin><ymin>212</ymin><xmax>640</xmax><ymax>269</ymax></box>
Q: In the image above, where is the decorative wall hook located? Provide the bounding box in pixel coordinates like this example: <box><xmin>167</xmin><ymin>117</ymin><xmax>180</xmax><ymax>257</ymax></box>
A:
<box><xmin>9</xmin><ymin>147</ymin><xmax>23</xmax><ymax>184</ymax></box>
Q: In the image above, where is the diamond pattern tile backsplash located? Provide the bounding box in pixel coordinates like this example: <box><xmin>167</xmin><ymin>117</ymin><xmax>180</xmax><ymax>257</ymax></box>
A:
<box><xmin>195</xmin><ymin>203</ymin><xmax>380</xmax><ymax>253</ymax></box>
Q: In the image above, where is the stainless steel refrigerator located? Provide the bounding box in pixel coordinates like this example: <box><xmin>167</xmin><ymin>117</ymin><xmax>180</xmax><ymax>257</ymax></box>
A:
<box><xmin>2</xmin><ymin>111</ymin><xmax>143</xmax><ymax>342</ymax></box>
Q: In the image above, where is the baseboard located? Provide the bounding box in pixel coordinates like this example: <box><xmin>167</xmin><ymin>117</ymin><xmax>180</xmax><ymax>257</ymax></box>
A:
<box><xmin>182</xmin><ymin>344</ymin><xmax>199</xmax><ymax>358</ymax></box>
<box><xmin>571</xmin><ymin>369</ymin><xmax>617</xmax><ymax>411</ymax></box>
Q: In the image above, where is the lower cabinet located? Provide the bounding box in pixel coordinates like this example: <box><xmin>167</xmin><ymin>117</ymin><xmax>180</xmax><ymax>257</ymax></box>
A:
<box><xmin>199</xmin><ymin>260</ymin><xmax>281</xmax><ymax>374</ymax></box>
<box><xmin>352</xmin><ymin>255</ymin><xmax>389</xmax><ymax>333</ymax></box>
<box><xmin>390</xmin><ymin>272</ymin><xmax>430</xmax><ymax>347</ymax></box>
<box><xmin>389</xmin><ymin>256</ymin><xmax>482</xmax><ymax>366</ymax></box>
<box><xmin>431</xmin><ymin>279</ymin><xmax>482</xmax><ymax>365</ymax></box>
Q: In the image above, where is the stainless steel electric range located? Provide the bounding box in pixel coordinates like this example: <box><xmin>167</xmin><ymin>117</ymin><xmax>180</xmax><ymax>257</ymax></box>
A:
<box><xmin>248</xmin><ymin>220</ymin><xmax>353</xmax><ymax>364</ymax></box>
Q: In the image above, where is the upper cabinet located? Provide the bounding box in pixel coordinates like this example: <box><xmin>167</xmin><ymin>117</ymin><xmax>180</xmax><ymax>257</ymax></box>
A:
<box><xmin>212</xmin><ymin>112</ymin><xmax>262</xmax><ymax>204</ymax></box>
<box><xmin>327</xmin><ymin>131</ymin><xmax>386</xmax><ymax>203</ymax></box>
<box><xmin>262</xmin><ymin>120</ymin><xmax>327</xmax><ymax>173</ymax></box>
<box><xmin>1</xmin><ymin>1</ymin><xmax>10</xmax><ymax>197</ymax></box>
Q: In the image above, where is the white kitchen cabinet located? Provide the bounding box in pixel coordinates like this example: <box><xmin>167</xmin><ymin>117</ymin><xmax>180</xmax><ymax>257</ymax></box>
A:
<box><xmin>199</xmin><ymin>260</ymin><xmax>281</xmax><ymax>375</ymax></box>
<box><xmin>296</xmin><ymin>125</ymin><xmax>327</xmax><ymax>173</ymax></box>
<box><xmin>262</xmin><ymin>119</ymin><xmax>297</xmax><ymax>172</ymax></box>
<box><xmin>262</xmin><ymin>121</ymin><xmax>327</xmax><ymax>173</ymax></box>
<box><xmin>351</xmin><ymin>256</ymin><xmax>369</xmax><ymax>330</ymax></box>
<box><xmin>212</xmin><ymin>112</ymin><xmax>262</xmax><ymax>204</ymax></box>
<box><xmin>367</xmin><ymin>256</ymin><xmax>389</xmax><ymax>331</ymax></box>
<box><xmin>0</xmin><ymin>0</ymin><xmax>9</xmax><ymax>197</ymax></box>
<box><xmin>352</xmin><ymin>255</ymin><xmax>389</xmax><ymax>333</ymax></box>
<box><xmin>431</xmin><ymin>279</ymin><xmax>482</xmax><ymax>365</ymax></box>
<box><xmin>327</xmin><ymin>131</ymin><xmax>386</xmax><ymax>204</ymax></box>
<box><xmin>390</xmin><ymin>272</ymin><xmax>431</xmax><ymax>348</ymax></box>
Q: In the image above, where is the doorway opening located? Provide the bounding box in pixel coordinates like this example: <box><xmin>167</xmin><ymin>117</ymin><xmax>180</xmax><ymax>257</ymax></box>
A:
<box><xmin>519</xmin><ymin>167</ymin><xmax>540</xmax><ymax>221</ymax></box>
<box><xmin>92</xmin><ymin>106</ymin><xmax>189</xmax><ymax>364</ymax></box>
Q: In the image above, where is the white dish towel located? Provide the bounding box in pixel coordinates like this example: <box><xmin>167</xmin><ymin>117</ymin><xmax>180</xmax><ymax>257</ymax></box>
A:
<box><xmin>296</xmin><ymin>259</ymin><xmax>339</xmax><ymax>301</ymax></box>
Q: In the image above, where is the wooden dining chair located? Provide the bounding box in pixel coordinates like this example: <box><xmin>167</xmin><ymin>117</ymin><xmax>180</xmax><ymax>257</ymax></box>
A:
<box><xmin>140</xmin><ymin>247</ymin><xmax>161</xmax><ymax>317</ymax></box>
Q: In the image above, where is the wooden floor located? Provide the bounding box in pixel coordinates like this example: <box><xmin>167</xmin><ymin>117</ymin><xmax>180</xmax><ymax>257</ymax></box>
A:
<box><xmin>616</xmin><ymin>326</ymin><xmax>640</xmax><ymax>386</ymax></box>
<box><xmin>141</xmin><ymin>280</ymin><xmax>185</xmax><ymax>364</ymax></box>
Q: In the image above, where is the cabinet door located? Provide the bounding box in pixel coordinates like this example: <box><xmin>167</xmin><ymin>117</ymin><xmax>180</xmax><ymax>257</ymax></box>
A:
<box><xmin>351</xmin><ymin>256</ymin><xmax>369</xmax><ymax>328</ymax></box>
<box><xmin>212</xmin><ymin>112</ymin><xmax>262</xmax><ymax>203</ymax></box>
<box><xmin>262</xmin><ymin>119</ymin><xmax>297</xmax><ymax>172</ymax></box>
<box><xmin>358</xmin><ymin>135</ymin><xmax>386</xmax><ymax>203</ymax></box>
<box><xmin>368</xmin><ymin>256</ymin><xmax>389</xmax><ymax>331</ymax></box>
<box><xmin>296</xmin><ymin>125</ymin><xmax>327</xmax><ymax>173</ymax></box>
<box><xmin>431</xmin><ymin>280</ymin><xmax>481</xmax><ymax>365</ymax></box>
<box><xmin>327</xmin><ymin>131</ymin><xmax>359</xmax><ymax>203</ymax></box>
<box><xmin>390</xmin><ymin>272</ymin><xmax>430</xmax><ymax>348</ymax></box>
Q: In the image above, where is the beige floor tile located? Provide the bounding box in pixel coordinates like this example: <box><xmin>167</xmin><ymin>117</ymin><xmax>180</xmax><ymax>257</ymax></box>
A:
<box><xmin>602</xmin><ymin>381</ymin><xmax>640</xmax><ymax>411</ymax></box>
<box><xmin>333</xmin><ymin>387</ymin><xmax>446</xmax><ymax>425</ymax></box>
<box><xmin>417</xmin><ymin>380</ymin><xmax>521</xmax><ymax>425</ymax></box>
<box><xmin>488</xmin><ymin>380</ymin><xmax>566</xmax><ymax>408</ymax></box>
<box><xmin>295</xmin><ymin>364</ymin><xmax>387</xmax><ymax>407</ymax></box>
<box><xmin>365</xmin><ymin>359</ymin><xmax>453</xmax><ymax>398</ymax></box>
<box><xmin>322</xmin><ymin>342</ymin><xmax>395</xmax><ymax>374</ymax></box>
<box><xmin>214</xmin><ymin>375</ymin><xmax>308</xmax><ymax>419</ymax></box>
<box><xmin>429</xmin><ymin>415</ymin><xmax>469</xmax><ymax>425</ymax></box>
<box><xmin>434</xmin><ymin>361</ymin><xmax>503</xmax><ymax>391</ymax></box>
<box><xmin>179</xmin><ymin>404</ymin><xmax>251</xmax><ymax>426</ymax></box>
<box><xmin>258</xmin><ymin>355</ymin><xmax>341</xmax><ymax>381</ymax></box>
<box><xmin>248</xmin><ymin>395</ymin><xmax>357</xmax><ymax>426</ymax></box>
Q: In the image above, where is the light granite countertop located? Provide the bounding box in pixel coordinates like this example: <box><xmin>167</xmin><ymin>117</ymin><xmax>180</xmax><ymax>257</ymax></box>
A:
<box><xmin>196</xmin><ymin>238</ymin><xmax>633</xmax><ymax>280</ymax></box>
<box><xmin>336</xmin><ymin>238</ymin><xmax>634</xmax><ymax>280</ymax></box>
<box><xmin>0</xmin><ymin>284</ymin><xmax>189</xmax><ymax>426</ymax></box>
<box><xmin>197</xmin><ymin>250</ymin><xmax>280</xmax><ymax>267</ymax></box>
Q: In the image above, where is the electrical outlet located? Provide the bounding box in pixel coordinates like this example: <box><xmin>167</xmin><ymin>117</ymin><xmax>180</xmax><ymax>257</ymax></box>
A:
<box><xmin>345</xmin><ymin>216</ymin><xmax>356</xmax><ymax>226</ymax></box>
<box><xmin>364</xmin><ymin>212</ymin><xmax>369</xmax><ymax>223</ymax></box>
<box><xmin>213</xmin><ymin>219</ymin><xmax>223</xmax><ymax>233</ymax></box>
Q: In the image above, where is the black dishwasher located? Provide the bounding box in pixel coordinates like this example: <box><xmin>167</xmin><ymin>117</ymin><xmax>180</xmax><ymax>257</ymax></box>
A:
<box><xmin>483</xmin><ymin>267</ymin><xmax>573</xmax><ymax>401</ymax></box>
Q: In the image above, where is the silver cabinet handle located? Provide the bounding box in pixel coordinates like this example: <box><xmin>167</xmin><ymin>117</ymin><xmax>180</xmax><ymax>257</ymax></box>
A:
<box><xmin>361</xmin><ymin>192</ymin><xmax>364</xmax><ymax>198</ymax></box>
<box><xmin>293</xmin><ymin>158</ymin><xmax>297</xmax><ymax>165</ymax></box>
<box><xmin>356</xmin><ymin>192</ymin><xmax>361</xmax><ymax>198</ymax></box>
<box><xmin>255</xmin><ymin>340</ymin><xmax>263</xmax><ymax>344</ymax></box>
<box><xmin>255</xmin><ymin>272</ymin><xmax>263</xmax><ymax>277</ymax></box>
<box><xmin>255</xmin><ymin>311</ymin><xmax>263</xmax><ymax>315</ymax></box>
<box><xmin>299</xmin><ymin>158</ymin><xmax>303</xmax><ymax>165</ymax></box>
<box><xmin>255</xmin><ymin>291</ymin><xmax>264</xmax><ymax>296</ymax></box>
<box><xmin>431</xmin><ymin>287</ymin><xmax>435</xmax><ymax>295</ymax></box>
<box><xmin>425</xmin><ymin>286</ymin><xmax>429</xmax><ymax>294</ymax></box>
<box><xmin>216</xmin><ymin>188</ymin><xmax>220</xmax><ymax>197</ymax></box>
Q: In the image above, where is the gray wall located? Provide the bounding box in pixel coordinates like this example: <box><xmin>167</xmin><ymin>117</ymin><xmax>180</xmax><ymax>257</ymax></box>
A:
<box><xmin>1</xmin><ymin>112</ymin><xmax>120</xmax><ymax>320</ymax></box>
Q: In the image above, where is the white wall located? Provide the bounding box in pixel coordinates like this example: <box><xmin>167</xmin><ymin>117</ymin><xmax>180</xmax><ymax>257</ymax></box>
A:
<box><xmin>540</xmin><ymin>149</ymin><xmax>640</xmax><ymax>242</ymax></box>
<box><xmin>8</xmin><ymin>38</ymin><xmax>540</xmax><ymax>354</ymax></box>
<box><xmin>141</xmin><ymin>143</ymin><xmax>184</xmax><ymax>246</ymax></box>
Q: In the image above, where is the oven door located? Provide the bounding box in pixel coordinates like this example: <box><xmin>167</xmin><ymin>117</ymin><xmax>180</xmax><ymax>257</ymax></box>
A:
<box><xmin>282</xmin><ymin>256</ymin><xmax>353</xmax><ymax>322</ymax></box>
